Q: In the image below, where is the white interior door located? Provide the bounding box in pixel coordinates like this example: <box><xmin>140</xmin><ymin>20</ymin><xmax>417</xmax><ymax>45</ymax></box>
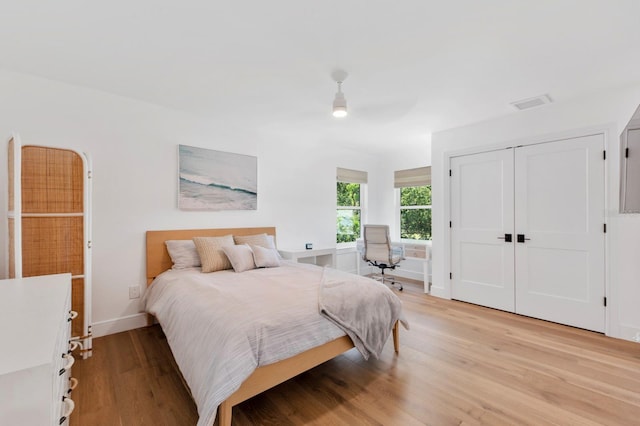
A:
<box><xmin>514</xmin><ymin>134</ymin><xmax>605</xmax><ymax>332</ymax></box>
<box><xmin>451</xmin><ymin>149</ymin><xmax>515</xmax><ymax>311</ymax></box>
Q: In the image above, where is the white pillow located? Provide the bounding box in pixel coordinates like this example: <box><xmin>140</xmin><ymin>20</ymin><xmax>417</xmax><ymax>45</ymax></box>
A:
<box><xmin>193</xmin><ymin>235</ymin><xmax>235</xmax><ymax>273</ymax></box>
<box><xmin>250</xmin><ymin>245</ymin><xmax>281</xmax><ymax>268</ymax></box>
<box><xmin>266</xmin><ymin>234</ymin><xmax>277</xmax><ymax>249</ymax></box>
<box><xmin>234</xmin><ymin>233</ymin><xmax>273</xmax><ymax>248</ymax></box>
<box><xmin>222</xmin><ymin>244</ymin><xmax>256</xmax><ymax>273</ymax></box>
<box><xmin>165</xmin><ymin>240</ymin><xmax>201</xmax><ymax>270</ymax></box>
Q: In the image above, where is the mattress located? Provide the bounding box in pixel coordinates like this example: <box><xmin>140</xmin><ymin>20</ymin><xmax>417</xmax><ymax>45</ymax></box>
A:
<box><xmin>144</xmin><ymin>261</ymin><xmax>347</xmax><ymax>426</ymax></box>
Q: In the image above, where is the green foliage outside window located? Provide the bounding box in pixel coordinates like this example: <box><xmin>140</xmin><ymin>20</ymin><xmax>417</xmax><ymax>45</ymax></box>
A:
<box><xmin>337</xmin><ymin>182</ymin><xmax>360</xmax><ymax>206</ymax></box>
<box><xmin>337</xmin><ymin>182</ymin><xmax>361</xmax><ymax>243</ymax></box>
<box><xmin>400</xmin><ymin>186</ymin><xmax>432</xmax><ymax>240</ymax></box>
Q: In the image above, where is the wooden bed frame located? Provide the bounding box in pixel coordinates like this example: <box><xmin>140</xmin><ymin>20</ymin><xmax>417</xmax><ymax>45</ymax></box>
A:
<box><xmin>146</xmin><ymin>227</ymin><xmax>400</xmax><ymax>426</ymax></box>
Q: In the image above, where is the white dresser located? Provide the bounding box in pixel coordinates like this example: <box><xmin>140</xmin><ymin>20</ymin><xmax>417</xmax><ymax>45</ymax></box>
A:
<box><xmin>0</xmin><ymin>273</ymin><xmax>76</xmax><ymax>425</ymax></box>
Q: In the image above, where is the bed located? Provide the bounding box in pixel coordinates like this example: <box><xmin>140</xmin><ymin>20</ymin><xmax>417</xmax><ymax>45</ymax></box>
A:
<box><xmin>145</xmin><ymin>227</ymin><xmax>405</xmax><ymax>426</ymax></box>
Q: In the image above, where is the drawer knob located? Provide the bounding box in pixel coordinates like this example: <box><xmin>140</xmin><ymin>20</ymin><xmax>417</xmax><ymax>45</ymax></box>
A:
<box><xmin>68</xmin><ymin>340</ymin><xmax>83</xmax><ymax>353</ymax></box>
<box><xmin>68</xmin><ymin>377</ymin><xmax>78</xmax><ymax>394</ymax></box>
<box><xmin>59</xmin><ymin>396</ymin><xmax>75</xmax><ymax>425</ymax></box>
<box><xmin>59</xmin><ymin>353</ymin><xmax>75</xmax><ymax>376</ymax></box>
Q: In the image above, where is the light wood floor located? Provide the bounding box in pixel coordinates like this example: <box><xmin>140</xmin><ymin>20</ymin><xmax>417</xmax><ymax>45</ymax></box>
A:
<box><xmin>70</xmin><ymin>281</ymin><xmax>640</xmax><ymax>425</ymax></box>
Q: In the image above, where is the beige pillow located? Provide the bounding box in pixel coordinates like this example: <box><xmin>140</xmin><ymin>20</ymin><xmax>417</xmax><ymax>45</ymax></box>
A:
<box><xmin>193</xmin><ymin>235</ymin><xmax>235</xmax><ymax>272</ymax></box>
<box><xmin>165</xmin><ymin>240</ymin><xmax>201</xmax><ymax>269</ymax></box>
<box><xmin>251</xmin><ymin>245</ymin><xmax>281</xmax><ymax>268</ymax></box>
<box><xmin>222</xmin><ymin>244</ymin><xmax>256</xmax><ymax>273</ymax></box>
<box><xmin>234</xmin><ymin>233</ymin><xmax>274</xmax><ymax>249</ymax></box>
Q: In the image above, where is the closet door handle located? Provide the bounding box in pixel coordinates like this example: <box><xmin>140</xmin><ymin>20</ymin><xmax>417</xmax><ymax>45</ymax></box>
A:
<box><xmin>497</xmin><ymin>233</ymin><xmax>512</xmax><ymax>242</ymax></box>
<box><xmin>517</xmin><ymin>234</ymin><xmax>531</xmax><ymax>243</ymax></box>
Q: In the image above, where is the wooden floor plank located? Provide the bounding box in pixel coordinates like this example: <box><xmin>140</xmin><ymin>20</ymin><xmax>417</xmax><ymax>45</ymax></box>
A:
<box><xmin>70</xmin><ymin>281</ymin><xmax>640</xmax><ymax>426</ymax></box>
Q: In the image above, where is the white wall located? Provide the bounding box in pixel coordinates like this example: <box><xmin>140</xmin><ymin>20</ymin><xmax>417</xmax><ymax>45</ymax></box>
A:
<box><xmin>0</xmin><ymin>70</ymin><xmax>389</xmax><ymax>336</ymax></box>
<box><xmin>431</xmin><ymin>83</ymin><xmax>640</xmax><ymax>343</ymax></box>
<box><xmin>369</xmin><ymin>139</ymin><xmax>432</xmax><ymax>238</ymax></box>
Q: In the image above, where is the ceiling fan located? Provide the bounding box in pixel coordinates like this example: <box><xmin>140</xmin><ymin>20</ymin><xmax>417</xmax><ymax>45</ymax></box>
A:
<box><xmin>331</xmin><ymin>69</ymin><xmax>349</xmax><ymax>118</ymax></box>
<box><xmin>329</xmin><ymin>68</ymin><xmax>419</xmax><ymax>122</ymax></box>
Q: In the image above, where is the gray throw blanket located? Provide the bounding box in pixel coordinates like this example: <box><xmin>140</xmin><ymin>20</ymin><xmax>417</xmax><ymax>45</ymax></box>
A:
<box><xmin>319</xmin><ymin>268</ymin><xmax>409</xmax><ymax>360</ymax></box>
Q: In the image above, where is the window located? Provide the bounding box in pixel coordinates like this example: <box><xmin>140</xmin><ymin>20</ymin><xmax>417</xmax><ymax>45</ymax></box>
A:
<box><xmin>336</xmin><ymin>168</ymin><xmax>367</xmax><ymax>244</ymax></box>
<box><xmin>395</xmin><ymin>167</ymin><xmax>431</xmax><ymax>240</ymax></box>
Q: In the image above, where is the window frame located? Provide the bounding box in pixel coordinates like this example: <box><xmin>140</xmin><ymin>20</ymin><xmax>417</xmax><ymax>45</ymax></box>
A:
<box><xmin>396</xmin><ymin>185</ymin><xmax>432</xmax><ymax>242</ymax></box>
<box><xmin>336</xmin><ymin>182</ymin><xmax>367</xmax><ymax>247</ymax></box>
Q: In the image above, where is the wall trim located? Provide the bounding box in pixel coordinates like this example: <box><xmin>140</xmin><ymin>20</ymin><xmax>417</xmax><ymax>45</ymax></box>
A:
<box><xmin>91</xmin><ymin>313</ymin><xmax>148</xmax><ymax>338</ymax></box>
<box><xmin>391</xmin><ymin>269</ymin><xmax>424</xmax><ymax>282</ymax></box>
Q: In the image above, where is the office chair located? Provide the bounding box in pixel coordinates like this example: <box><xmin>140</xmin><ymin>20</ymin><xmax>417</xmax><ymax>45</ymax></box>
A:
<box><xmin>362</xmin><ymin>224</ymin><xmax>403</xmax><ymax>291</ymax></box>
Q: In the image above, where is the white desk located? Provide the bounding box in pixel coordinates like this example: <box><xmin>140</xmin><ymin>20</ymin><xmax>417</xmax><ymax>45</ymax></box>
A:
<box><xmin>278</xmin><ymin>247</ymin><xmax>336</xmax><ymax>268</ymax></box>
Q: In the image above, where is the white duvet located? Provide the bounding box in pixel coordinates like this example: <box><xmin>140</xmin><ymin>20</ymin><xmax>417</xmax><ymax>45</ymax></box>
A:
<box><xmin>144</xmin><ymin>261</ymin><xmax>404</xmax><ymax>426</ymax></box>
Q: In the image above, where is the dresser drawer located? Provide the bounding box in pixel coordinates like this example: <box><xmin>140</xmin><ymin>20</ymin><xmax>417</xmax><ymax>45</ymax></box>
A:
<box><xmin>0</xmin><ymin>273</ymin><xmax>73</xmax><ymax>425</ymax></box>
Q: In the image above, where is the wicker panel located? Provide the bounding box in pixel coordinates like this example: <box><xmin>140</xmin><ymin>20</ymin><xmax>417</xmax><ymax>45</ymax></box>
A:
<box><xmin>72</xmin><ymin>278</ymin><xmax>84</xmax><ymax>337</ymax></box>
<box><xmin>15</xmin><ymin>144</ymin><xmax>88</xmax><ymax>344</ymax></box>
<box><xmin>21</xmin><ymin>146</ymin><xmax>84</xmax><ymax>213</ymax></box>
<box><xmin>21</xmin><ymin>217</ymin><xmax>84</xmax><ymax>277</ymax></box>
<box><xmin>8</xmin><ymin>218</ymin><xmax>15</xmax><ymax>279</ymax></box>
<box><xmin>8</xmin><ymin>137</ymin><xmax>14</xmax><ymax>212</ymax></box>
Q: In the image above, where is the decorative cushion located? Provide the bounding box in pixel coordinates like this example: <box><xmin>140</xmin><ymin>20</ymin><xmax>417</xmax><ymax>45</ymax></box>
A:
<box><xmin>266</xmin><ymin>234</ymin><xmax>277</xmax><ymax>249</ymax></box>
<box><xmin>234</xmin><ymin>233</ymin><xmax>274</xmax><ymax>249</ymax></box>
<box><xmin>251</xmin><ymin>245</ymin><xmax>281</xmax><ymax>268</ymax></box>
<box><xmin>165</xmin><ymin>240</ymin><xmax>201</xmax><ymax>270</ymax></box>
<box><xmin>222</xmin><ymin>244</ymin><xmax>256</xmax><ymax>273</ymax></box>
<box><xmin>193</xmin><ymin>235</ymin><xmax>235</xmax><ymax>273</ymax></box>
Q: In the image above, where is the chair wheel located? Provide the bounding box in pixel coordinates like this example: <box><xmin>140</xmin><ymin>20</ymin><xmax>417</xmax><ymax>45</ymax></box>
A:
<box><xmin>399</xmin><ymin>287</ymin><xmax>403</xmax><ymax>291</ymax></box>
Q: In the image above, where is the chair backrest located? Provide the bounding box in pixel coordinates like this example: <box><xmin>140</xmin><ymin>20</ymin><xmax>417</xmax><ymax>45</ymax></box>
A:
<box><xmin>363</xmin><ymin>225</ymin><xmax>392</xmax><ymax>263</ymax></box>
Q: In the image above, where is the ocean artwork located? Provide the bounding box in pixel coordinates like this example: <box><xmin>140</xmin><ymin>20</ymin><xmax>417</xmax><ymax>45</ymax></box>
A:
<box><xmin>178</xmin><ymin>145</ymin><xmax>257</xmax><ymax>210</ymax></box>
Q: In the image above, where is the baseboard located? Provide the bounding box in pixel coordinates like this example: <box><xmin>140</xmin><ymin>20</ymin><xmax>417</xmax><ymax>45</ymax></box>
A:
<box><xmin>91</xmin><ymin>313</ymin><xmax>148</xmax><ymax>338</ymax></box>
<box><xmin>615</xmin><ymin>324</ymin><xmax>640</xmax><ymax>344</ymax></box>
<box><xmin>391</xmin><ymin>269</ymin><xmax>425</xmax><ymax>282</ymax></box>
<box><xmin>429</xmin><ymin>285</ymin><xmax>449</xmax><ymax>300</ymax></box>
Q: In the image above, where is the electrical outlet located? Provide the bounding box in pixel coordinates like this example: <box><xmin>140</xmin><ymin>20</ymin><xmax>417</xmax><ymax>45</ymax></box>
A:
<box><xmin>129</xmin><ymin>286</ymin><xmax>140</xmax><ymax>299</ymax></box>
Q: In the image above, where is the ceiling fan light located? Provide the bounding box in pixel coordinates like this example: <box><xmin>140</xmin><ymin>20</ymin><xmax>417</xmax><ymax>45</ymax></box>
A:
<box><xmin>332</xmin><ymin>90</ymin><xmax>347</xmax><ymax>118</ymax></box>
<box><xmin>332</xmin><ymin>107</ymin><xmax>347</xmax><ymax>118</ymax></box>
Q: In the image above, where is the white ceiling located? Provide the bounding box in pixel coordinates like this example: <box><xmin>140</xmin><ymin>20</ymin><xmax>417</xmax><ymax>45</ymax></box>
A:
<box><xmin>2</xmin><ymin>1</ymin><xmax>640</xmax><ymax>152</ymax></box>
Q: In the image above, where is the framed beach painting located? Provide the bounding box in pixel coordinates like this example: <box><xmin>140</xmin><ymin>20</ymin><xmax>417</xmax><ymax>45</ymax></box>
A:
<box><xmin>178</xmin><ymin>145</ymin><xmax>257</xmax><ymax>211</ymax></box>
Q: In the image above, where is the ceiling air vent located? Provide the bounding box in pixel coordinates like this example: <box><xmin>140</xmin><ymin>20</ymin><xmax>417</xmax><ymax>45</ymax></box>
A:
<box><xmin>511</xmin><ymin>94</ymin><xmax>552</xmax><ymax>110</ymax></box>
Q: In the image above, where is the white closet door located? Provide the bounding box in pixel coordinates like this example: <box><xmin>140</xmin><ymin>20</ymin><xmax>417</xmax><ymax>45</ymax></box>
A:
<box><xmin>514</xmin><ymin>134</ymin><xmax>605</xmax><ymax>332</ymax></box>
<box><xmin>451</xmin><ymin>149</ymin><xmax>515</xmax><ymax>311</ymax></box>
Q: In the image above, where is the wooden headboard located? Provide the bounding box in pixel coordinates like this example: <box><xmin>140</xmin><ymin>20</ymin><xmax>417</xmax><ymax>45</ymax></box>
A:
<box><xmin>146</xmin><ymin>227</ymin><xmax>276</xmax><ymax>284</ymax></box>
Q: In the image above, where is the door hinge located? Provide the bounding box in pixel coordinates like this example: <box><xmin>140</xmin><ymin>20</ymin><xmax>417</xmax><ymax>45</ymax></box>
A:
<box><xmin>449</xmin><ymin>272</ymin><xmax>452</xmax><ymax>280</ymax></box>
<box><xmin>626</xmin><ymin>147</ymin><xmax>629</xmax><ymax>158</ymax></box>
<box><xmin>449</xmin><ymin>221</ymin><xmax>452</xmax><ymax>228</ymax></box>
<box><xmin>449</xmin><ymin>169</ymin><xmax>452</xmax><ymax>177</ymax></box>
<box><xmin>88</xmin><ymin>170</ymin><xmax>93</xmax><ymax>179</ymax></box>
<box><xmin>87</xmin><ymin>240</ymin><xmax>92</xmax><ymax>249</ymax></box>
<box><xmin>603</xmin><ymin>223</ymin><xmax>607</xmax><ymax>233</ymax></box>
<box><xmin>603</xmin><ymin>150</ymin><xmax>606</xmax><ymax>160</ymax></box>
<box><xmin>604</xmin><ymin>297</ymin><xmax>607</xmax><ymax>307</ymax></box>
